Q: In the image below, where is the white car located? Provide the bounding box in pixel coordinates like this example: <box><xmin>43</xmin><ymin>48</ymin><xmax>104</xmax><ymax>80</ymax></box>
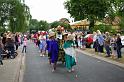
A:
<box><xmin>121</xmin><ymin>36</ymin><xmax>124</xmax><ymax>47</ymax></box>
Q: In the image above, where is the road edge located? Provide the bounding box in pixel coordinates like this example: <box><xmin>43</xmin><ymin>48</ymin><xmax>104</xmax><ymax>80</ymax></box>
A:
<box><xmin>76</xmin><ymin>49</ymin><xmax>124</xmax><ymax>69</ymax></box>
<box><xmin>13</xmin><ymin>52</ymin><xmax>25</xmax><ymax>82</ymax></box>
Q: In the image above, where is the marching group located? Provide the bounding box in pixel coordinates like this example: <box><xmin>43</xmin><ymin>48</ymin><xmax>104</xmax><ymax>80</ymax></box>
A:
<box><xmin>31</xmin><ymin>32</ymin><xmax>77</xmax><ymax>72</ymax></box>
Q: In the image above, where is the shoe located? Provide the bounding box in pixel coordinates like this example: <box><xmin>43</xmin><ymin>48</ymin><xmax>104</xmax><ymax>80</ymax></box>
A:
<box><xmin>40</xmin><ymin>54</ymin><xmax>43</xmax><ymax>57</ymax></box>
<box><xmin>71</xmin><ymin>68</ymin><xmax>75</xmax><ymax>72</ymax></box>
<box><xmin>68</xmin><ymin>70</ymin><xmax>71</xmax><ymax>73</ymax></box>
<box><xmin>49</xmin><ymin>60</ymin><xmax>51</xmax><ymax>65</ymax></box>
<box><xmin>0</xmin><ymin>61</ymin><xmax>3</xmax><ymax>65</ymax></box>
<box><xmin>10</xmin><ymin>56</ymin><xmax>14</xmax><ymax>59</ymax></box>
<box><xmin>52</xmin><ymin>69</ymin><xmax>55</xmax><ymax>72</ymax></box>
<box><xmin>105</xmin><ymin>55</ymin><xmax>111</xmax><ymax>57</ymax></box>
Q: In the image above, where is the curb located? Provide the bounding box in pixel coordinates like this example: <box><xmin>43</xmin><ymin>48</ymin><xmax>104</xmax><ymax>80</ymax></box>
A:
<box><xmin>13</xmin><ymin>53</ymin><xmax>23</xmax><ymax>82</ymax></box>
<box><xmin>18</xmin><ymin>53</ymin><xmax>26</xmax><ymax>82</ymax></box>
<box><xmin>76</xmin><ymin>49</ymin><xmax>124</xmax><ymax>69</ymax></box>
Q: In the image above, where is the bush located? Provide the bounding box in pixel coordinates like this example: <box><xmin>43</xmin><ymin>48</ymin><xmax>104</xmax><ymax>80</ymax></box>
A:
<box><xmin>92</xmin><ymin>24</ymin><xmax>113</xmax><ymax>33</ymax></box>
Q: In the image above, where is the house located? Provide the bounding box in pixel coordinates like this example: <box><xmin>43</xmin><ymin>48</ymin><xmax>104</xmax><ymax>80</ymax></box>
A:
<box><xmin>59</xmin><ymin>18</ymin><xmax>70</xmax><ymax>24</ymax></box>
<box><xmin>70</xmin><ymin>16</ymin><xmax>121</xmax><ymax>31</ymax></box>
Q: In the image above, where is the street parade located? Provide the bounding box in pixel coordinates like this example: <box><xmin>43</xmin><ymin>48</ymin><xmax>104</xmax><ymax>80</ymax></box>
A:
<box><xmin>1</xmin><ymin>0</ymin><xmax>124</xmax><ymax>82</ymax></box>
<box><xmin>30</xmin><ymin>25</ymin><xmax>77</xmax><ymax>72</ymax></box>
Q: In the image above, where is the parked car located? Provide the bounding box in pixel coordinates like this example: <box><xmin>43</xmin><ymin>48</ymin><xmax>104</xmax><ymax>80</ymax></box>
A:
<box><xmin>84</xmin><ymin>34</ymin><xmax>93</xmax><ymax>48</ymax></box>
<box><xmin>121</xmin><ymin>36</ymin><xmax>124</xmax><ymax>47</ymax></box>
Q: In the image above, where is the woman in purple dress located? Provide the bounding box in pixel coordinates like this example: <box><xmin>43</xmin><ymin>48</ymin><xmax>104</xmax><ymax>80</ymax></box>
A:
<box><xmin>49</xmin><ymin>32</ymin><xmax>59</xmax><ymax>72</ymax></box>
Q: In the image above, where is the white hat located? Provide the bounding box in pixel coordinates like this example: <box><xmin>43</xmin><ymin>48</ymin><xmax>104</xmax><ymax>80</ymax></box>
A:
<box><xmin>49</xmin><ymin>32</ymin><xmax>55</xmax><ymax>37</ymax></box>
<box><xmin>67</xmin><ymin>34</ymin><xmax>74</xmax><ymax>40</ymax></box>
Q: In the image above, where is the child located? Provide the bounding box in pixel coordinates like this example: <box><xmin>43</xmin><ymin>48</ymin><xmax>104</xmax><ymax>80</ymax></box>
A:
<box><xmin>22</xmin><ymin>35</ymin><xmax>27</xmax><ymax>53</ymax></box>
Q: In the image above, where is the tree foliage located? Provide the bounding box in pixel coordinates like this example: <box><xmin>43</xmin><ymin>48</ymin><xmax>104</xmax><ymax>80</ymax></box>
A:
<box><xmin>64</xmin><ymin>0</ymin><xmax>109</xmax><ymax>21</ymax></box>
<box><xmin>93</xmin><ymin>24</ymin><xmax>112</xmax><ymax>33</ymax></box>
<box><xmin>50</xmin><ymin>21</ymin><xmax>61</xmax><ymax>28</ymax></box>
<box><xmin>29</xmin><ymin>19</ymin><xmax>39</xmax><ymax>29</ymax></box>
<box><xmin>64</xmin><ymin>0</ymin><xmax>124</xmax><ymax>31</ymax></box>
<box><xmin>38</xmin><ymin>20</ymin><xmax>49</xmax><ymax>31</ymax></box>
<box><xmin>119</xmin><ymin>17</ymin><xmax>124</xmax><ymax>33</ymax></box>
<box><xmin>0</xmin><ymin>0</ymin><xmax>31</xmax><ymax>32</ymax></box>
<box><xmin>29</xmin><ymin>19</ymin><xmax>49</xmax><ymax>31</ymax></box>
<box><xmin>50</xmin><ymin>21</ymin><xmax>72</xmax><ymax>31</ymax></box>
<box><xmin>106</xmin><ymin>0</ymin><xmax>124</xmax><ymax>23</ymax></box>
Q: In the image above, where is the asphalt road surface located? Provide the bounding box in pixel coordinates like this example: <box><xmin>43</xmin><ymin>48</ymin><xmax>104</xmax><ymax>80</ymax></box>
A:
<box><xmin>23</xmin><ymin>41</ymin><xmax>124</xmax><ymax>82</ymax></box>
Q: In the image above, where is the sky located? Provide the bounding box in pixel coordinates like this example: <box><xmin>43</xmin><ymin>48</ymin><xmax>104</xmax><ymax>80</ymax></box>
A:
<box><xmin>25</xmin><ymin>0</ymin><xmax>71</xmax><ymax>23</ymax></box>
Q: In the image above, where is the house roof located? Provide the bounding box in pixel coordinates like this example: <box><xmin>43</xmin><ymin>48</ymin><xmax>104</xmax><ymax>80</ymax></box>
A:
<box><xmin>103</xmin><ymin>16</ymin><xmax>121</xmax><ymax>26</ymax></box>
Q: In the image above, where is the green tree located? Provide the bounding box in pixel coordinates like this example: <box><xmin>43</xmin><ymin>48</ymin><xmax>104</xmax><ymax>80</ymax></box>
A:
<box><xmin>106</xmin><ymin>0</ymin><xmax>124</xmax><ymax>23</ymax></box>
<box><xmin>38</xmin><ymin>20</ymin><xmax>49</xmax><ymax>31</ymax></box>
<box><xmin>59</xmin><ymin>22</ymin><xmax>72</xmax><ymax>31</ymax></box>
<box><xmin>93</xmin><ymin>24</ymin><xmax>112</xmax><ymax>33</ymax></box>
<box><xmin>50</xmin><ymin>21</ymin><xmax>61</xmax><ymax>28</ymax></box>
<box><xmin>119</xmin><ymin>17</ymin><xmax>124</xmax><ymax>33</ymax></box>
<box><xmin>29</xmin><ymin>19</ymin><xmax>49</xmax><ymax>31</ymax></box>
<box><xmin>64</xmin><ymin>0</ymin><xmax>109</xmax><ymax>29</ymax></box>
<box><xmin>29</xmin><ymin>19</ymin><xmax>39</xmax><ymax>29</ymax></box>
<box><xmin>50</xmin><ymin>21</ymin><xmax>72</xmax><ymax>31</ymax></box>
<box><xmin>0</xmin><ymin>0</ymin><xmax>31</xmax><ymax>32</ymax></box>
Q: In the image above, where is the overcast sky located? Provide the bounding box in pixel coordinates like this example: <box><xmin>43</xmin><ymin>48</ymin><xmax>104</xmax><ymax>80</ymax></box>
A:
<box><xmin>25</xmin><ymin>0</ymin><xmax>71</xmax><ymax>23</ymax></box>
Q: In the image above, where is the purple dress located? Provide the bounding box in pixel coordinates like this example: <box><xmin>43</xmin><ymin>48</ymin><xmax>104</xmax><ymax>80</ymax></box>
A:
<box><xmin>49</xmin><ymin>39</ymin><xmax>59</xmax><ymax>63</ymax></box>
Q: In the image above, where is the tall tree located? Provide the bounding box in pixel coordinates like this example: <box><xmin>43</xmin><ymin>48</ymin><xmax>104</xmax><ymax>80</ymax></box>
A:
<box><xmin>29</xmin><ymin>19</ymin><xmax>39</xmax><ymax>29</ymax></box>
<box><xmin>0</xmin><ymin>0</ymin><xmax>31</xmax><ymax>32</ymax></box>
<box><xmin>50</xmin><ymin>21</ymin><xmax>61</xmax><ymax>28</ymax></box>
<box><xmin>106</xmin><ymin>0</ymin><xmax>124</xmax><ymax>21</ymax></box>
<box><xmin>64</xmin><ymin>0</ymin><xmax>109</xmax><ymax>29</ymax></box>
<box><xmin>38</xmin><ymin>20</ymin><xmax>49</xmax><ymax>31</ymax></box>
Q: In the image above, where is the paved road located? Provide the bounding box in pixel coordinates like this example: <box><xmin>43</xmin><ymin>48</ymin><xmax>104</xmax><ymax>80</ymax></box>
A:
<box><xmin>23</xmin><ymin>41</ymin><xmax>124</xmax><ymax>82</ymax></box>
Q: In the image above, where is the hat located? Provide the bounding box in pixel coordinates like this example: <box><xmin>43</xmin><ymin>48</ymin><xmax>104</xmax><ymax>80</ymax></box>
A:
<box><xmin>67</xmin><ymin>34</ymin><xmax>74</xmax><ymax>40</ymax></box>
<box><xmin>7</xmin><ymin>35</ymin><xmax>11</xmax><ymax>38</ymax></box>
<box><xmin>63</xmin><ymin>32</ymin><xmax>68</xmax><ymax>35</ymax></box>
<box><xmin>49</xmin><ymin>32</ymin><xmax>55</xmax><ymax>38</ymax></box>
<box><xmin>24</xmin><ymin>35</ymin><xmax>27</xmax><ymax>37</ymax></box>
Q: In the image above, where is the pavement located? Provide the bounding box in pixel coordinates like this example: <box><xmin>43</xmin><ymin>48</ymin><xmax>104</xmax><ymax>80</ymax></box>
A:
<box><xmin>0</xmin><ymin>45</ymin><xmax>23</xmax><ymax>82</ymax></box>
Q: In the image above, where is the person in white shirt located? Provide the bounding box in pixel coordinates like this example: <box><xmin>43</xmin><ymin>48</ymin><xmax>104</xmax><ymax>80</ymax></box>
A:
<box><xmin>93</xmin><ymin>32</ymin><xmax>97</xmax><ymax>52</ymax></box>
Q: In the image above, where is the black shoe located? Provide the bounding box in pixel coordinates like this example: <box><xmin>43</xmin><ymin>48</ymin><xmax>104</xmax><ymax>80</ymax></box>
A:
<box><xmin>0</xmin><ymin>61</ymin><xmax>3</xmax><ymax>65</ymax></box>
<box><xmin>105</xmin><ymin>55</ymin><xmax>111</xmax><ymax>57</ymax></box>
